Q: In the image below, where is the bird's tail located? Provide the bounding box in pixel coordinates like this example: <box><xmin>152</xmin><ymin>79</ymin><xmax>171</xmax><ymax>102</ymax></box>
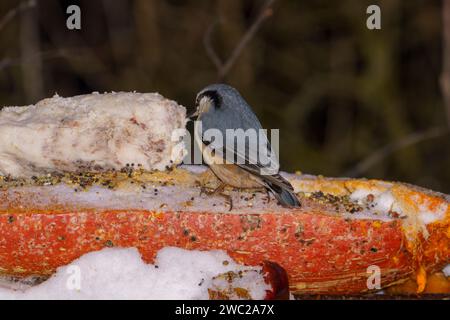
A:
<box><xmin>266</xmin><ymin>181</ymin><xmax>301</xmax><ymax>208</ymax></box>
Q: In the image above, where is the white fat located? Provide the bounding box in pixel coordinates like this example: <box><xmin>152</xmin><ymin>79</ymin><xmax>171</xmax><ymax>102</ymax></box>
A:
<box><xmin>0</xmin><ymin>183</ymin><xmax>287</xmax><ymax>214</ymax></box>
<box><xmin>349</xmin><ymin>187</ymin><xmax>448</xmax><ymax>234</ymax></box>
<box><xmin>0</xmin><ymin>92</ymin><xmax>187</xmax><ymax>177</ymax></box>
<box><xmin>349</xmin><ymin>188</ymin><xmax>404</xmax><ymax>220</ymax></box>
<box><xmin>349</xmin><ymin>189</ymin><xmax>378</xmax><ymax>203</ymax></box>
<box><xmin>180</xmin><ymin>164</ymin><xmax>208</xmax><ymax>174</ymax></box>
<box><xmin>0</xmin><ymin>247</ymin><xmax>269</xmax><ymax>300</ymax></box>
<box><xmin>443</xmin><ymin>264</ymin><xmax>450</xmax><ymax>277</ymax></box>
<box><xmin>417</xmin><ymin>202</ymin><xmax>448</xmax><ymax>225</ymax></box>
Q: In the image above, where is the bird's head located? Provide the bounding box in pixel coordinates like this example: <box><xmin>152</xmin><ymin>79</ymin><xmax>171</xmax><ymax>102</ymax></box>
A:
<box><xmin>188</xmin><ymin>83</ymin><xmax>262</xmax><ymax>134</ymax></box>
<box><xmin>188</xmin><ymin>88</ymin><xmax>222</xmax><ymax>121</ymax></box>
<box><xmin>189</xmin><ymin>84</ymin><xmax>234</xmax><ymax>121</ymax></box>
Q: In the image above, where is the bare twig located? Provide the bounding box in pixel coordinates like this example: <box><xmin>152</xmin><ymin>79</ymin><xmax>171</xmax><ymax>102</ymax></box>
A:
<box><xmin>441</xmin><ymin>0</ymin><xmax>450</xmax><ymax>128</ymax></box>
<box><xmin>349</xmin><ymin>2</ymin><xmax>450</xmax><ymax>178</ymax></box>
<box><xmin>203</xmin><ymin>19</ymin><xmax>223</xmax><ymax>71</ymax></box>
<box><xmin>219</xmin><ymin>0</ymin><xmax>275</xmax><ymax>79</ymax></box>
<box><xmin>345</xmin><ymin>127</ymin><xmax>449</xmax><ymax>177</ymax></box>
<box><xmin>0</xmin><ymin>0</ymin><xmax>35</xmax><ymax>32</ymax></box>
<box><xmin>0</xmin><ymin>1</ymin><xmax>37</xmax><ymax>75</ymax></box>
<box><xmin>0</xmin><ymin>50</ymin><xmax>67</xmax><ymax>71</ymax></box>
<box><xmin>21</xmin><ymin>1</ymin><xmax>44</xmax><ymax>102</ymax></box>
<box><xmin>204</xmin><ymin>0</ymin><xmax>276</xmax><ymax>81</ymax></box>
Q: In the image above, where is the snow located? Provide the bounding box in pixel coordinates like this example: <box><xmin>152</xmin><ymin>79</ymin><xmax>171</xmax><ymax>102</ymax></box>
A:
<box><xmin>0</xmin><ymin>92</ymin><xmax>187</xmax><ymax>177</ymax></box>
<box><xmin>0</xmin><ymin>247</ymin><xmax>269</xmax><ymax>300</ymax></box>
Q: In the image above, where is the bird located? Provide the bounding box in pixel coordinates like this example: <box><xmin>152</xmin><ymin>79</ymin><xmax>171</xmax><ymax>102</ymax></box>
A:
<box><xmin>189</xmin><ymin>83</ymin><xmax>301</xmax><ymax>208</ymax></box>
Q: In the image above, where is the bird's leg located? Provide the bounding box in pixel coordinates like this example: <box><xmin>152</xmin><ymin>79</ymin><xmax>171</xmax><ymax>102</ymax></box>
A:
<box><xmin>197</xmin><ymin>167</ymin><xmax>221</xmax><ymax>196</ymax></box>
<box><xmin>199</xmin><ymin>185</ymin><xmax>209</xmax><ymax>197</ymax></box>
<box><xmin>222</xmin><ymin>190</ymin><xmax>233</xmax><ymax>211</ymax></box>
<box><xmin>200</xmin><ymin>182</ymin><xmax>233</xmax><ymax>211</ymax></box>
<box><xmin>196</xmin><ymin>167</ymin><xmax>236</xmax><ymax>210</ymax></box>
<box><xmin>201</xmin><ymin>182</ymin><xmax>225</xmax><ymax>196</ymax></box>
<box><xmin>265</xmin><ymin>188</ymin><xmax>271</xmax><ymax>203</ymax></box>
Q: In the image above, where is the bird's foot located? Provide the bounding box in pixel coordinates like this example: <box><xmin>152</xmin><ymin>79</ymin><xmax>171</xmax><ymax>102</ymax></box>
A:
<box><xmin>265</xmin><ymin>189</ymin><xmax>271</xmax><ymax>203</ymax></box>
<box><xmin>221</xmin><ymin>193</ymin><xmax>233</xmax><ymax>211</ymax></box>
<box><xmin>197</xmin><ymin>167</ymin><xmax>222</xmax><ymax>191</ymax></box>
<box><xmin>199</xmin><ymin>183</ymin><xmax>233</xmax><ymax>211</ymax></box>
<box><xmin>200</xmin><ymin>182</ymin><xmax>225</xmax><ymax>196</ymax></box>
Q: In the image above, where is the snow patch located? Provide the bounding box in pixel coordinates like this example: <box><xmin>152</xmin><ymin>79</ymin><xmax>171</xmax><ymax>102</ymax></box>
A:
<box><xmin>0</xmin><ymin>247</ymin><xmax>269</xmax><ymax>300</ymax></box>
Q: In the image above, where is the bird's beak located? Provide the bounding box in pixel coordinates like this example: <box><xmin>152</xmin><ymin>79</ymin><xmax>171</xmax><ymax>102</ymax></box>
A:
<box><xmin>187</xmin><ymin>109</ymin><xmax>199</xmax><ymax>120</ymax></box>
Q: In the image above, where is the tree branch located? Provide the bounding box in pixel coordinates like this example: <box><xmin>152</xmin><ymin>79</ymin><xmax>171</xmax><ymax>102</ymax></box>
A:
<box><xmin>348</xmin><ymin>2</ymin><xmax>450</xmax><ymax>178</ymax></box>
<box><xmin>203</xmin><ymin>19</ymin><xmax>223</xmax><ymax>72</ymax></box>
<box><xmin>204</xmin><ymin>0</ymin><xmax>276</xmax><ymax>81</ymax></box>
<box><xmin>345</xmin><ymin>127</ymin><xmax>449</xmax><ymax>178</ymax></box>
<box><xmin>0</xmin><ymin>0</ymin><xmax>35</xmax><ymax>32</ymax></box>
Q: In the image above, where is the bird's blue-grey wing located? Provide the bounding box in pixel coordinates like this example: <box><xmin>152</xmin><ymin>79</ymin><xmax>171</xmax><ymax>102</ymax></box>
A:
<box><xmin>209</xmin><ymin>107</ymin><xmax>293</xmax><ymax>191</ymax></box>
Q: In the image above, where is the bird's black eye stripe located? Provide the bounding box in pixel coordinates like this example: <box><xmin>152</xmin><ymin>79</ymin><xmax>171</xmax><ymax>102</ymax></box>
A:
<box><xmin>197</xmin><ymin>90</ymin><xmax>222</xmax><ymax>108</ymax></box>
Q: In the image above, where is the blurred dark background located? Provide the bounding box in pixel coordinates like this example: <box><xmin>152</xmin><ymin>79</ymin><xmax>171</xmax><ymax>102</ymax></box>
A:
<box><xmin>0</xmin><ymin>0</ymin><xmax>449</xmax><ymax>193</ymax></box>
